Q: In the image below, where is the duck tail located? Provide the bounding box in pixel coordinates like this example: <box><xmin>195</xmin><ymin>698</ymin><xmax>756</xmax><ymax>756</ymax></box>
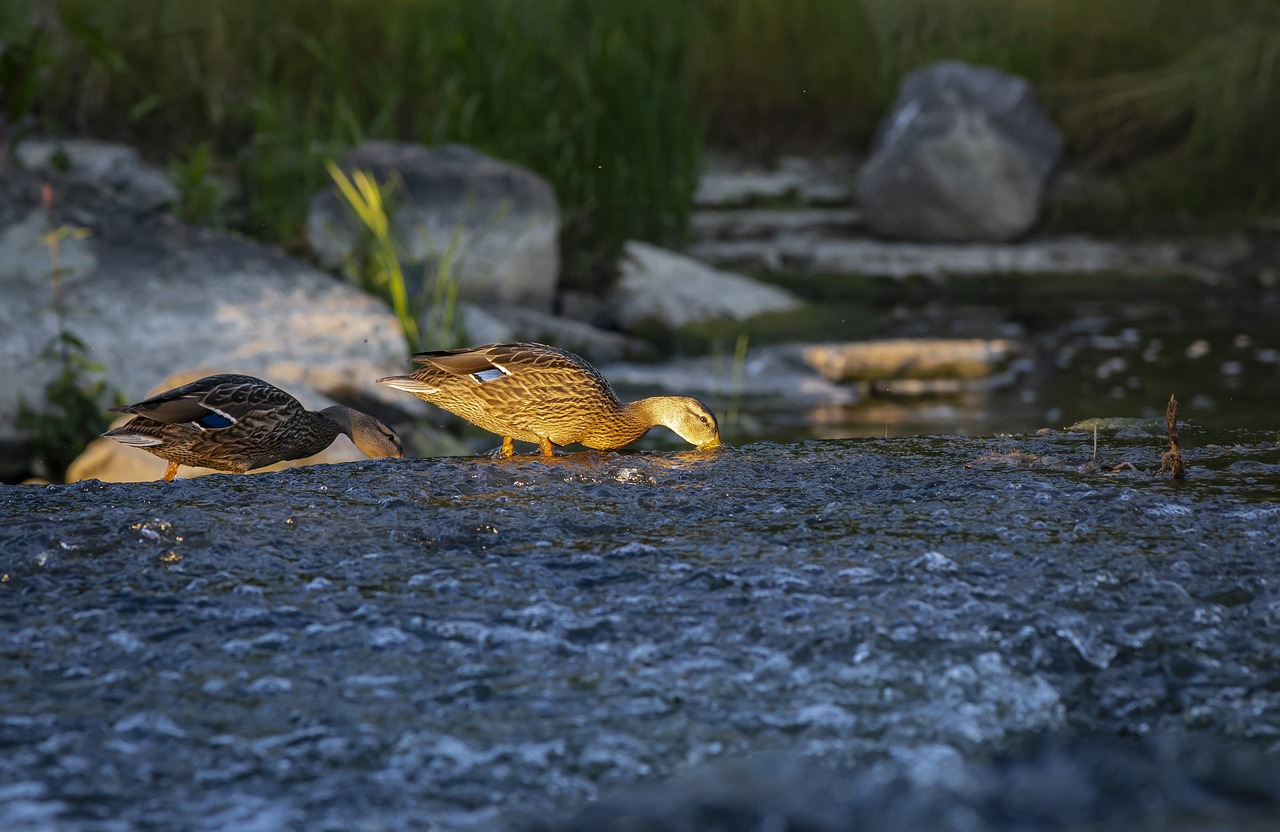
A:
<box><xmin>376</xmin><ymin>375</ymin><xmax>441</xmax><ymax>396</ymax></box>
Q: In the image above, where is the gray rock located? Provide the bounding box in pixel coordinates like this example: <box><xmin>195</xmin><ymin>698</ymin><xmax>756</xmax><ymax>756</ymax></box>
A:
<box><xmin>802</xmin><ymin>339</ymin><xmax>1015</xmax><ymax>382</ymax></box>
<box><xmin>856</xmin><ymin>62</ymin><xmax>1062</xmax><ymax>241</ymax></box>
<box><xmin>600</xmin><ymin>345</ymin><xmax>856</xmax><ymax>406</ymax></box>
<box><xmin>15</xmin><ymin>137</ymin><xmax>179</xmax><ymax>212</ymax></box>
<box><xmin>687</xmin><ymin>235</ymin><xmax>1214</xmax><ymax>280</ymax></box>
<box><xmin>1</xmin><ymin>161</ymin><xmax>408</xmax><ymax>461</ymax></box>
<box><xmin>695</xmin><ymin>153</ymin><xmax>858</xmax><ymax>207</ymax></box>
<box><xmin>691</xmin><ymin>207</ymin><xmax>863</xmax><ymax>242</ymax></box>
<box><xmin>483</xmin><ymin>304</ymin><xmax>649</xmax><ymax>363</ymax></box>
<box><xmin>528</xmin><ymin>740</ymin><xmax>1280</xmax><ymax>832</ymax></box>
<box><xmin>455</xmin><ymin>304</ymin><xmax>516</xmax><ymax>347</ymax></box>
<box><xmin>610</xmin><ymin>241</ymin><xmax>803</xmax><ymax>332</ymax></box>
<box><xmin>414</xmin><ymin>303</ymin><xmax>648</xmax><ymax>364</ymax></box>
<box><xmin>308</xmin><ymin>142</ymin><xmax>560</xmax><ymax>311</ymax></box>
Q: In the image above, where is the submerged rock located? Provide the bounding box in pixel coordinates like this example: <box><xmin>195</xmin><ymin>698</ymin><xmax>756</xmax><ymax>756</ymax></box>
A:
<box><xmin>803</xmin><ymin>339</ymin><xmax>1015</xmax><ymax>382</ymax></box>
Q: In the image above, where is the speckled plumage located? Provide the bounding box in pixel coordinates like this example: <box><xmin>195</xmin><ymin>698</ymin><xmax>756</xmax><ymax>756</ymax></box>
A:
<box><xmin>103</xmin><ymin>373</ymin><xmax>403</xmax><ymax>481</ymax></box>
<box><xmin>378</xmin><ymin>342</ymin><xmax>721</xmax><ymax>457</ymax></box>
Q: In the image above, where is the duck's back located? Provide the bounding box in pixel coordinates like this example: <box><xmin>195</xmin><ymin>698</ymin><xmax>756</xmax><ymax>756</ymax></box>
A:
<box><xmin>411</xmin><ymin>343</ymin><xmax>624</xmax><ymax>445</ymax></box>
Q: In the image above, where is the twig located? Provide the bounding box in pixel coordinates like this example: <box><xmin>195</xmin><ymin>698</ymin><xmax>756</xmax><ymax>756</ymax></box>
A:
<box><xmin>1160</xmin><ymin>394</ymin><xmax>1186</xmax><ymax>480</ymax></box>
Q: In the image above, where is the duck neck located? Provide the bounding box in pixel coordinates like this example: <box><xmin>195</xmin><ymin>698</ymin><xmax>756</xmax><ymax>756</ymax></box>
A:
<box><xmin>619</xmin><ymin>397</ymin><xmax>676</xmax><ymax>441</ymax></box>
<box><xmin>307</xmin><ymin>406</ymin><xmax>348</xmax><ymax>451</ymax></box>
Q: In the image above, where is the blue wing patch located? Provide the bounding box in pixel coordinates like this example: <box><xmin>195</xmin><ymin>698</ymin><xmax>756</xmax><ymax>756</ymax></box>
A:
<box><xmin>472</xmin><ymin>368</ymin><xmax>508</xmax><ymax>383</ymax></box>
<box><xmin>196</xmin><ymin>412</ymin><xmax>235</xmax><ymax>429</ymax></box>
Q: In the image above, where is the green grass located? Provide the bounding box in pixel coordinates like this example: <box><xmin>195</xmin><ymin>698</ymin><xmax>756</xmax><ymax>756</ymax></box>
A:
<box><xmin>15</xmin><ymin>0</ymin><xmax>701</xmax><ymax>290</ymax></box>
<box><xmin>7</xmin><ymin>0</ymin><xmax>1279</xmax><ymax>285</ymax></box>
<box><xmin>693</xmin><ymin>0</ymin><xmax>1280</xmax><ymax>228</ymax></box>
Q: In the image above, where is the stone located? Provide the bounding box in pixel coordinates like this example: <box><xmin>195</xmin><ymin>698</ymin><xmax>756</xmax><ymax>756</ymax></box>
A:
<box><xmin>416</xmin><ymin>303</ymin><xmax>649</xmax><ymax>364</ymax></box>
<box><xmin>855</xmin><ymin>61</ymin><xmax>1063</xmax><ymax>242</ymax></box>
<box><xmin>483</xmin><ymin>304</ymin><xmax>649</xmax><ymax>363</ymax></box>
<box><xmin>687</xmin><ymin>235</ymin><xmax>1214</xmax><ymax>280</ymax></box>
<box><xmin>307</xmin><ymin>142</ymin><xmax>560</xmax><ymax>311</ymax></box>
<box><xmin>691</xmin><ymin>207</ymin><xmax>863</xmax><ymax>242</ymax></box>
<box><xmin>609</xmin><ymin>241</ymin><xmax>803</xmax><ymax>332</ymax></box>
<box><xmin>695</xmin><ymin>153</ymin><xmax>858</xmax><ymax>207</ymax></box>
<box><xmin>0</xmin><ymin>159</ymin><xmax>409</xmax><ymax>469</ymax></box>
<box><xmin>15</xmin><ymin>137</ymin><xmax>179</xmax><ymax>212</ymax></box>
<box><xmin>600</xmin><ymin>345</ymin><xmax>856</xmax><ymax>406</ymax></box>
<box><xmin>803</xmin><ymin>339</ymin><xmax>1015</xmax><ymax>382</ymax></box>
<box><xmin>526</xmin><ymin>740</ymin><xmax>1280</xmax><ymax>832</ymax></box>
<box><xmin>66</xmin><ymin>369</ymin><xmax>379</xmax><ymax>483</ymax></box>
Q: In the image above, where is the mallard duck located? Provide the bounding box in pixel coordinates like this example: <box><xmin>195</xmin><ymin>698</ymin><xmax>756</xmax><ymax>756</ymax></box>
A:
<box><xmin>103</xmin><ymin>373</ymin><xmax>403</xmax><ymax>481</ymax></box>
<box><xmin>377</xmin><ymin>342</ymin><xmax>721</xmax><ymax>457</ymax></box>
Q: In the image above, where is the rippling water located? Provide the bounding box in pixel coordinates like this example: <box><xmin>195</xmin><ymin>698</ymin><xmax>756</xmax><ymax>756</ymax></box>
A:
<box><xmin>4</xmin><ymin>428</ymin><xmax>1280</xmax><ymax>829</ymax></box>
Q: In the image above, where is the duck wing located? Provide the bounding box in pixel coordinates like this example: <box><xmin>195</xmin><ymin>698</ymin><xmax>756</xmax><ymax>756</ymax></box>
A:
<box><xmin>111</xmin><ymin>374</ymin><xmax>290</xmax><ymax>430</ymax></box>
<box><xmin>411</xmin><ymin>343</ymin><xmax>591</xmax><ymax>384</ymax></box>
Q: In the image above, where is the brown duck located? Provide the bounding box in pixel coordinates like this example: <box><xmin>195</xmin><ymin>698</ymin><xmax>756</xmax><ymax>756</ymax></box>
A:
<box><xmin>378</xmin><ymin>342</ymin><xmax>721</xmax><ymax>457</ymax></box>
<box><xmin>103</xmin><ymin>373</ymin><xmax>404</xmax><ymax>481</ymax></box>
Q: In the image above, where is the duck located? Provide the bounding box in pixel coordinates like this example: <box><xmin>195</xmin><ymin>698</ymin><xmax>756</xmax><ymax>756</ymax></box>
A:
<box><xmin>102</xmin><ymin>373</ymin><xmax>404</xmax><ymax>481</ymax></box>
<box><xmin>377</xmin><ymin>342</ymin><xmax>721</xmax><ymax>457</ymax></box>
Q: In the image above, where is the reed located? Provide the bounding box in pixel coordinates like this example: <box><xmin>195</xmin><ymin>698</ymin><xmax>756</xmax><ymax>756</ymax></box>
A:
<box><xmin>12</xmin><ymin>0</ymin><xmax>1279</xmax><ymax>270</ymax></box>
<box><xmin>22</xmin><ymin>0</ymin><xmax>700</xmax><ymax>288</ymax></box>
<box><xmin>325</xmin><ymin>162</ymin><xmax>421</xmax><ymax>350</ymax></box>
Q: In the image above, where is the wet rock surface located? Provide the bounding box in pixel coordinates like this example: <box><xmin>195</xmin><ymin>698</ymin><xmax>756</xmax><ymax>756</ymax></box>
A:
<box><xmin>4</xmin><ymin>429</ymin><xmax>1280</xmax><ymax>830</ymax></box>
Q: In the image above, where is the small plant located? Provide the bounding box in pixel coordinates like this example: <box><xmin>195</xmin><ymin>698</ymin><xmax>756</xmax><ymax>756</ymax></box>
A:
<box><xmin>170</xmin><ymin>142</ymin><xmax>233</xmax><ymax>227</ymax></box>
<box><xmin>17</xmin><ymin>184</ymin><xmax>119</xmax><ymax>481</ymax></box>
<box><xmin>417</xmin><ymin>221</ymin><xmax>464</xmax><ymax>353</ymax></box>
<box><xmin>710</xmin><ymin>333</ymin><xmax>750</xmax><ymax>427</ymax></box>
<box><xmin>325</xmin><ymin>161</ymin><xmax>422</xmax><ymax>350</ymax></box>
<box><xmin>728</xmin><ymin>332</ymin><xmax>749</xmax><ymax>426</ymax></box>
<box><xmin>326</xmin><ymin>161</ymin><xmax>490</xmax><ymax>353</ymax></box>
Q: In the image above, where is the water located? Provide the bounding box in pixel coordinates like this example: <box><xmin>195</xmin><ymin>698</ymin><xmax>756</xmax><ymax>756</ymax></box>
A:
<box><xmin>709</xmin><ymin>271</ymin><xmax>1280</xmax><ymax>443</ymax></box>
<box><xmin>5</xmin><ymin>429</ymin><xmax>1280</xmax><ymax>830</ymax></box>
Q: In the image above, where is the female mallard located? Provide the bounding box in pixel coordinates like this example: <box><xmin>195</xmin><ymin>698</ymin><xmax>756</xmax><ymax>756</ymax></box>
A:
<box><xmin>103</xmin><ymin>373</ymin><xmax>404</xmax><ymax>481</ymax></box>
<box><xmin>378</xmin><ymin>342</ymin><xmax>721</xmax><ymax>457</ymax></box>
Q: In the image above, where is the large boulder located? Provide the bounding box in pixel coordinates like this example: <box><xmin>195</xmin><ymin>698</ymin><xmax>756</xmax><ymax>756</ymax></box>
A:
<box><xmin>0</xmin><ymin>158</ymin><xmax>409</xmax><ymax>473</ymax></box>
<box><xmin>855</xmin><ymin>62</ymin><xmax>1062</xmax><ymax>242</ymax></box>
<box><xmin>308</xmin><ymin>142</ymin><xmax>560</xmax><ymax>312</ymax></box>
<box><xmin>609</xmin><ymin>241</ymin><xmax>803</xmax><ymax>332</ymax></box>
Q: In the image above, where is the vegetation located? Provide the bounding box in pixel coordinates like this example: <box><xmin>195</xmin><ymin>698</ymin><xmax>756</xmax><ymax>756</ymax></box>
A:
<box><xmin>2</xmin><ymin>0</ymin><xmax>1278</xmax><ymax>285</ymax></box>
<box><xmin>2</xmin><ymin>0</ymin><xmax>701</xmax><ymax>292</ymax></box>
<box><xmin>325</xmin><ymin>162</ymin><xmax>465</xmax><ymax>353</ymax></box>
<box><xmin>16</xmin><ymin>185</ymin><xmax>118</xmax><ymax>481</ymax></box>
